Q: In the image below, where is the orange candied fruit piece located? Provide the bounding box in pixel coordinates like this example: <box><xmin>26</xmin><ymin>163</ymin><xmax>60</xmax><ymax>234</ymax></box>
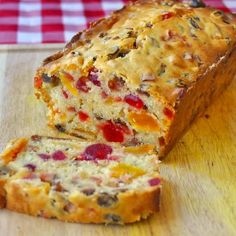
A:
<box><xmin>111</xmin><ymin>163</ymin><xmax>145</xmax><ymax>179</ymax></box>
<box><xmin>127</xmin><ymin>111</ymin><xmax>160</xmax><ymax>132</ymax></box>
<box><xmin>124</xmin><ymin>144</ymin><xmax>155</xmax><ymax>155</ymax></box>
<box><xmin>34</xmin><ymin>76</ymin><xmax>43</xmax><ymax>89</ymax></box>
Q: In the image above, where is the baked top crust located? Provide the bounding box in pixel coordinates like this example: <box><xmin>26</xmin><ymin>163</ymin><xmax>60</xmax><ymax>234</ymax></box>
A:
<box><xmin>0</xmin><ymin>136</ymin><xmax>161</xmax><ymax>223</ymax></box>
<box><xmin>37</xmin><ymin>0</ymin><xmax>236</xmax><ymax>106</ymax></box>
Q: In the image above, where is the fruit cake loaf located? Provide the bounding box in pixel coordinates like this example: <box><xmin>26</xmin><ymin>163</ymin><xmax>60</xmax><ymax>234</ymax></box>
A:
<box><xmin>34</xmin><ymin>0</ymin><xmax>236</xmax><ymax>157</ymax></box>
<box><xmin>0</xmin><ymin>135</ymin><xmax>161</xmax><ymax>224</ymax></box>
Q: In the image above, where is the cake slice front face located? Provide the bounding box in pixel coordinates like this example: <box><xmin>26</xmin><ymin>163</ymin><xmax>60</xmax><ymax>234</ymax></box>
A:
<box><xmin>0</xmin><ymin>135</ymin><xmax>161</xmax><ymax>224</ymax></box>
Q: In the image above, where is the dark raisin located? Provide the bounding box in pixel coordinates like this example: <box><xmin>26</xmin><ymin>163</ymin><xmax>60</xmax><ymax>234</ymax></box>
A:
<box><xmin>81</xmin><ymin>188</ymin><xmax>95</xmax><ymax>196</ymax></box>
<box><xmin>42</xmin><ymin>73</ymin><xmax>52</xmax><ymax>83</ymax></box>
<box><xmin>99</xmin><ymin>32</ymin><xmax>107</xmax><ymax>38</ymax></box>
<box><xmin>213</xmin><ymin>10</ymin><xmax>223</xmax><ymax>17</ymax></box>
<box><xmin>222</xmin><ymin>15</ymin><xmax>231</xmax><ymax>24</ymax></box>
<box><xmin>190</xmin><ymin>0</ymin><xmax>206</xmax><ymax>8</ymax></box>
<box><xmin>55</xmin><ymin>124</ymin><xmax>66</xmax><ymax>132</ymax></box>
<box><xmin>127</xmin><ymin>31</ymin><xmax>137</xmax><ymax>38</ymax></box>
<box><xmin>117</xmin><ymin>50</ymin><xmax>130</xmax><ymax>58</ymax></box>
<box><xmin>146</xmin><ymin>22</ymin><xmax>153</xmax><ymax>28</ymax></box>
<box><xmin>137</xmin><ymin>88</ymin><xmax>150</xmax><ymax>97</ymax></box>
<box><xmin>176</xmin><ymin>79</ymin><xmax>187</xmax><ymax>88</ymax></box>
<box><xmin>107</xmin><ymin>47</ymin><xmax>120</xmax><ymax>60</ymax></box>
<box><xmin>94</xmin><ymin>114</ymin><xmax>103</xmax><ymax>120</ymax></box>
<box><xmin>113</xmin><ymin>36</ymin><xmax>120</xmax><ymax>40</ymax></box>
<box><xmin>97</xmin><ymin>193</ymin><xmax>118</xmax><ymax>208</ymax></box>
<box><xmin>31</xmin><ymin>135</ymin><xmax>41</xmax><ymax>141</ymax></box>
<box><xmin>157</xmin><ymin>63</ymin><xmax>166</xmax><ymax>76</ymax></box>
<box><xmin>71</xmin><ymin>51</ymin><xmax>82</xmax><ymax>56</ymax></box>
<box><xmin>205</xmin><ymin>114</ymin><xmax>210</xmax><ymax>119</ymax></box>
<box><xmin>189</xmin><ymin>18</ymin><xmax>201</xmax><ymax>29</ymax></box>
<box><xmin>63</xmin><ymin>202</ymin><xmax>76</xmax><ymax>213</ymax></box>
<box><xmin>104</xmin><ymin>214</ymin><xmax>121</xmax><ymax>224</ymax></box>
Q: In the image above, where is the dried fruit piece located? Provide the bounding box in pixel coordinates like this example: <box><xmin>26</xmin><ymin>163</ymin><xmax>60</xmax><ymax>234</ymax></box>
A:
<box><xmin>104</xmin><ymin>214</ymin><xmax>121</xmax><ymax>223</ymax></box>
<box><xmin>78</xmin><ymin>111</ymin><xmax>89</xmax><ymax>122</ymax></box>
<box><xmin>158</xmin><ymin>136</ymin><xmax>166</xmax><ymax>146</ymax></box>
<box><xmin>60</xmin><ymin>73</ymin><xmax>78</xmax><ymax>96</ymax></box>
<box><xmin>81</xmin><ymin>188</ymin><xmax>95</xmax><ymax>196</ymax></box>
<box><xmin>97</xmin><ymin>193</ymin><xmax>118</xmax><ymax>208</ymax></box>
<box><xmin>67</xmin><ymin>106</ymin><xmax>76</xmax><ymax>112</ymax></box>
<box><xmin>124</xmin><ymin>94</ymin><xmax>144</xmax><ymax>109</ymax></box>
<box><xmin>100</xmin><ymin>121</ymin><xmax>130</xmax><ymax>143</ymax></box>
<box><xmin>40</xmin><ymin>173</ymin><xmax>56</xmax><ymax>183</ymax></box>
<box><xmin>81</xmin><ymin>143</ymin><xmax>113</xmax><ymax>161</ymax></box>
<box><xmin>34</xmin><ymin>76</ymin><xmax>43</xmax><ymax>89</ymax></box>
<box><xmin>52</xmin><ymin>150</ymin><xmax>67</xmax><ymax>161</ymax></box>
<box><xmin>108</xmin><ymin>76</ymin><xmax>125</xmax><ymax>91</ymax></box>
<box><xmin>24</xmin><ymin>164</ymin><xmax>36</xmax><ymax>172</ymax></box>
<box><xmin>76</xmin><ymin>76</ymin><xmax>90</xmax><ymax>93</ymax></box>
<box><xmin>38</xmin><ymin>153</ymin><xmax>51</xmax><ymax>161</ymax></box>
<box><xmin>148</xmin><ymin>178</ymin><xmax>161</xmax><ymax>186</ymax></box>
<box><xmin>88</xmin><ymin>67</ymin><xmax>101</xmax><ymax>86</ymax></box>
<box><xmin>163</xmin><ymin>107</ymin><xmax>174</xmax><ymax>119</ymax></box>
<box><xmin>111</xmin><ymin>163</ymin><xmax>145</xmax><ymax>179</ymax></box>
<box><xmin>62</xmin><ymin>89</ymin><xmax>69</xmax><ymax>99</ymax></box>
<box><xmin>128</xmin><ymin>111</ymin><xmax>160</xmax><ymax>132</ymax></box>
<box><xmin>162</xmin><ymin>12</ymin><xmax>174</xmax><ymax>20</ymax></box>
<box><xmin>124</xmin><ymin>144</ymin><xmax>155</xmax><ymax>154</ymax></box>
<box><xmin>55</xmin><ymin>124</ymin><xmax>66</xmax><ymax>132</ymax></box>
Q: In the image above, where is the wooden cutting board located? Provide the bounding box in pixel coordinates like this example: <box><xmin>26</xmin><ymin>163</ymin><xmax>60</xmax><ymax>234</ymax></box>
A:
<box><xmin>0</xmin><ymin>44</ymin><xmax>235</xmax><ymax>236</ymax></box>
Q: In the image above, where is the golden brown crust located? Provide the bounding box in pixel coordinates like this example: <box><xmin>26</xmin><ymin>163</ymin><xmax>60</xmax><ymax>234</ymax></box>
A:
<box><xmin>5</xmin><ymin>180</ymin><xmax>160</xmax><ymax>223</ymax></box>
<box><xmin>162</xmin><ymin>46</ymin><xmax>236</xmax><ymax>158</ymax></box>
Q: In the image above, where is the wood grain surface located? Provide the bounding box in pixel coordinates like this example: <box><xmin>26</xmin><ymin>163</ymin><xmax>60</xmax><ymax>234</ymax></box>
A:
<box><xmin>0</xmin><ymin>44</ymin><xmax>235</xmax><ymax>236</ymax></box>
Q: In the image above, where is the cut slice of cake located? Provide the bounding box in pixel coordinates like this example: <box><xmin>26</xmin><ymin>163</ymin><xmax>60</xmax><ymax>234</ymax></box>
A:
<box><xmin>0</xmin><ymin>135</ymin><xmax>161</xmax><ymax>224</ymax></box>
<box><xmin>34</xmin><ymin>0</ymin><xmax>236</xmax><ymax>158</ymax></box>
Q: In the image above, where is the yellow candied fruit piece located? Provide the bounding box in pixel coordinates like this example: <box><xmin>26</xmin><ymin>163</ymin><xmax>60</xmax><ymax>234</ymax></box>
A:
<box><xmin>111</xmin><ymin>163</ymin><xmax>146</xmax><ymax>179</ymax></box>
<box><xmin>127</xmin><ymin>111</ymin><xmax>160</xmax><ymax>132</ymax></box>
<box><xmin>60</xmin><ymin>73</ymin><xmax>78</xmax><ymax>97</ymax></box>
<box><xmin>66</xmin><ymin>64</ymin><xmax>78</xmax><ymax>71</ymax></box>
<box><xmin>124</xmin><ymin>144</ymin><xmax>155</xmax><ymax>155</ymax></box>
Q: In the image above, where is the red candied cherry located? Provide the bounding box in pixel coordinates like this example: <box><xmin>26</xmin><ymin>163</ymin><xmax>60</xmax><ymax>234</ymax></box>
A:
<box><xmin>52</xmin><ymin>150</ymin><xmax>67</xmax><ymax>161</ymax></box>
<box><xmin>38</xmin><ymin>153</ymin><xmax>51</xmax><ymax>161</ymax></box>
<box><xmin>78</xmin><ymin>111</ymin><xmax>89</xmax><ymax>122</ymax></box>
<box><xmin>99</xmin><ymin>121</ymin><xmax>130</xmax><ymax>142</ymax></box>
<box><xmin>148</xmin><ymin>178</ymin><xmax>161</xmax><ymax>186</ymax></box>
<box><xmin>124</xmin><ymin>94</ymin><xmax>144</xmax><ymax>109</ymax></box>
<box><xmin>88</xmin><ymin>67</ymin><xmax>101</xmax><ymax>86</ymax></box>
<box><xmin>82</xmin><ymin>143</ymin><xmax>113</xmax><ymax>161</ymax></box>
<box><xmin>163</xmin><ymin>107</ymin><xmax>174</xmax><ymax>119</ymax></box>
<box><xmin>76</xmin><ymin>76</ymin><xmax>90</xmax><ymax>93</ymax></box>
<box><xmin>162</xmin><ymin>12</ymin><xmax>174</xmax><ymax>20</ymax></box>
<box><xmin>34</xmin><ymin>76</ymin><xmax>43</xmax><ymax>89</ymax></box>
<box><xmin>62</xmin><ymin>89</ymin><xmax>69</xmax><ymax>99</ymax></box>
<box><xmin>24</xmin><ymin>164</ymin><xmax>36</xmax><ymax>172</ymax></box>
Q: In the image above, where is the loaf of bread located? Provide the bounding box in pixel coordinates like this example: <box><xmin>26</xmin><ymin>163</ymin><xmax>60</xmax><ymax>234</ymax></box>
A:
<box><xmin>34</xmin><ymin>0</ymin><xmax>236</xmax><ymax>157</ymax></box>
<box><xmin>0</xmin><ymin>135</ymin><xmax>161</xmax><ymax>224</ymax></box>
